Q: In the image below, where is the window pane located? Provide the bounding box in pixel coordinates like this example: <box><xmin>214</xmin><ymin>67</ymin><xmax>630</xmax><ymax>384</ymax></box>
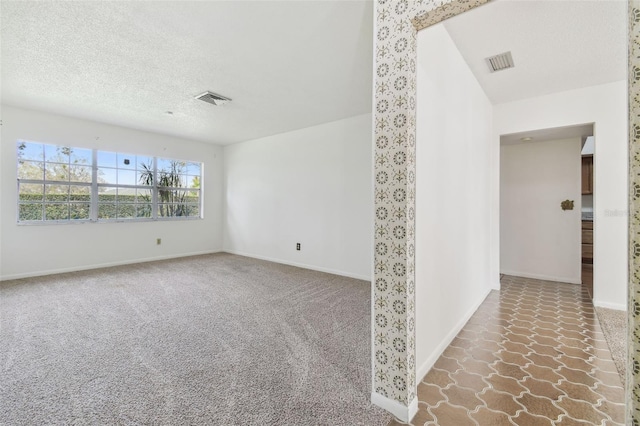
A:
<box><xmin>97</xmin><ymin>168</ymin><xmax>117</xmax><ymax>185</ymax></box>
<box><xmin>70</xmin><ymin>148</ymin><xmax>92</xmax><ymax>165</ymax></box>
<box><xmin>98</xmin><ymin>203</ymin><xmax>117</xmax><ymax>219</ymax></box>
<box><xmin>70</xmin><ymin>203</ymin><xmax>90</xmax><ymax>220</ymax></box>
<box><xmin>45</xmin><ymin>185</ymin><xmax>69</xmax><ymax>202</ymax></box>
<box><xmin>97</xmin><ymin>151</ymin><xmax>117</xmax><ymax>168</ymax></box>
<box><xmin>118</xmin><ymin>188</ymin><xmax>136</xmax><ymax>204</ymax></box>
<box><xmin>19</xmin><ymin>184</ymin><xmax>44</xmax><ymax>202</ymax></box>
<box><xmin>137</xmin><ymin>203</ymin><xmax>152</xmax><ymax>218</ymax></box>
<box><xmin>185</xmin><ymin>190</ymin><xmax>200</xmax><ymax>204</ymax></box>
<box><xmin>158</xmin><ymin>203</ymin><xmax>191</xmax><ymax>217</ymax></box>
<box><xmin>45</xmin><ymin>204</ymin><xmax>69</xmax><ymax>220</ymax></box>
<box><xmin>156</xmin><ymin>158</ymin><xmax>172</xmax><ymax>173</ymax></box>
<box><xmin>44</xmin><ymin>144</ymin><xmax>70</xmax><ymax>163</ymax></box>
<box><xmin>117</xmin><ymin>169</ymin><xmax>136</xmax><ymax>185</ymax></box>
<box><xmin>160</xmin><ymin>175</ymin><xmax>185</xmax><ymax>188</ymax></box>
<box><xmin>117</xmin><ymin>153</ymin><xmax>136</xmax><ymax>170</ymax></box>
<box><xmin>157</xmin><ymin>188</ymin><xmax>171</xmax><ymax>204</ymax></box>
<box><xmin>158</xmin><ymin>203</ymin><xmax>172</xmax><ymax>217</ymax></box>
<box><xmin>186</xmin><ymin>204</ymin><xmax>200</xmax><ymax>217</ymax></box>
<box><xmin>98</xmin><ymin>187</ymin><xmax>117</xmax><ymax>202</ymax></box>
<box><xmin>18</xmin><ymin>160</ymin><xmax>44</xmax><ymax>180</ymax></box>
<box><xmin>19</xmin><ymin>203</ymin><xmax>43</xmax><ymax>221</ymax></box>
<box><xmin>137</xmin><ymin>156</ymin><xmax>153</xmax><ymax>171</ymax></box>
<box><xmin>136</xmin><ymin>188</ymin><xmax>152</xmax><ymax>202</ymax></box>
<box><xmin>117</xmin><ymin>204</ymin><xmax>135</xmax><ymax>219</ymax></box>
<box><xmin>69</xmin><ymin>165</ymin><xmax>92</xmax><ymax>183</ymax></box>
<box><xmin>187</xmin><ymin>162</ymin><xmax>201</xmax><ymax>175</ymax></box>
<box><xmin>187</xmin><ymin>175</ymin><xmax>201</xmax><ymax>188</ymax></box>
<box><xmin>70</xmin><ymin>185</ymin><xmax>91</xmax><ymax>202</ymax></box>
<box><xmin>158</xmin><ymin>188</ymin><xmax>188</xmax><ymax>204</ymax></box>
<box><xmin>137</xmin><ymin>169</ymin><xmax>153</xmax><ymax>186</ymax></box>
<box><xmin>17</xmin><ymin>141</ymin><xmax>44</xmax><ymax>162</ymax></box>
<box><xmin>45</xmin><ymin>162</ymin><xmax>70</xmax><ymax>181</ymax></box>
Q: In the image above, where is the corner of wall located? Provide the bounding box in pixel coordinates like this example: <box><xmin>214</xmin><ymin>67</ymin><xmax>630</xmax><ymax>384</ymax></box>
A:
<box><xmin>371</xmin><ymin>392</ymin><xmax>418</xmax><ymax>423</ymax></box>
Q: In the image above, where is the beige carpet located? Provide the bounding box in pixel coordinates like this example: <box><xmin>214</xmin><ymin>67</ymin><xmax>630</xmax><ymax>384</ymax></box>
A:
<box><xmin>0</xmin><ymin>253</ymin><xmax>390</xmax><ymax>425</ymax></box>
<box><xmin>595</xmin><ymin>306</ymin><xmax>627</xmax><ymax>386</ymax></box>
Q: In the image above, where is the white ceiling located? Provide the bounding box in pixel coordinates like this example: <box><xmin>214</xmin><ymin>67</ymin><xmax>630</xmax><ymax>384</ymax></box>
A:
<box><xmin>1</xmin><ymin>0</ymin><xmax>627</xmax><ymax>146</ymax></box>
<box><xmin>1</xmin><ymin>1</ymin><xmax>373</xmax><ymax>145</ymax></box>
<box><xmin>443</xmin><ymin>0</ymin><xmax>627</xmax><ymax>105</ymax></box>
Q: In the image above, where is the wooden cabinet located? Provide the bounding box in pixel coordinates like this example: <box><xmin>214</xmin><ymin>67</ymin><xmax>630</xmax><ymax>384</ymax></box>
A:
<box><xmin>582</xmin><ymin>220</ymin><xmax>593</xmax><ymax>263</ymax></box>
<box><xmin>582</xmin><ymin>155</ymin><xmax>593</xmax><ymax>194</ymax></box>
<box><xmin>582</xmin><ymin>220</ymin><xmax>593</xmax><ymax>299</ymax></box>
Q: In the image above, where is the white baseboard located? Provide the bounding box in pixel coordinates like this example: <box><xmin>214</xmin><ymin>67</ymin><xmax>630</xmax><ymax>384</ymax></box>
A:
<box><xmin>371</xmin><ymin>392</ymin><xmax>418</xmax><ymax>423</ymax></box>
<box><xmin>500</xmin><ymin>270</ymin><xmax>581</xmax><ymax>285</ymax></box>
<box><xmin>593</xmin><ymin>300</ymin><xmax>627</xmax><ymax>311</ymax></box>
<box><xmin>416</xmin><ymin>287</ymin><xmax>493</xmax><ymax>382</ymax></box>
<box><xmin>223</xmin><ymin>249</ymin><xmax>371</xmax><ymax>281</ymax></box>
<box><xmin>0</xmin><ymin>250</ymin><xmax>222</xmax><ymax>281</ymax></box>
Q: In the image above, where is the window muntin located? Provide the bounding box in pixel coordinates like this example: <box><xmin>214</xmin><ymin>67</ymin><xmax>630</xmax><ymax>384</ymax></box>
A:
<box><xmin>16</xmin><ymin>141</ymin><xmax>203</xmax><ymax>224</ymax></box>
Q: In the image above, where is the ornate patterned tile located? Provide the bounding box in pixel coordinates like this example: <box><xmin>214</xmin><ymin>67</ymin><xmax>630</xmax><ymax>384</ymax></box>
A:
<box><xmin>390</xmin><ymin>275</ymin><xmax>625</xmax><ymax>425</ymax></box>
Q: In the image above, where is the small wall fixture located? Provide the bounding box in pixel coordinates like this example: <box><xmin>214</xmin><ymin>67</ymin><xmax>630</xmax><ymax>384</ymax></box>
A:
<box><xmin>561</xmin><ymin>200</ymin><xmax>574</xmax><ymax>211</ymax></box>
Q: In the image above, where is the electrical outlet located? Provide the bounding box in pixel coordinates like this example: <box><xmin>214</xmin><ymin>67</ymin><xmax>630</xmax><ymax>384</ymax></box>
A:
<box><xmin>296</xmin><ymin>243</ymin><xmax>301</xmax><ymax>251</ymax></box>
<box><xmin>157</xmin><ymin>238</ymin><xmax>162</xmax><ymax>245</ymax></box>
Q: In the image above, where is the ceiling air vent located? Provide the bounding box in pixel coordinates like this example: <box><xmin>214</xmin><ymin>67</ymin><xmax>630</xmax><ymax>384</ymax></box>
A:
<box><xmin>195</xmin><ymin>91</ymin><xmax>232</xmax><ymax>106</ymax></box>
<box><xmin>485</xmin><ymin>51</ymin><xmax>514</xmax><ymax>73</ymax></box>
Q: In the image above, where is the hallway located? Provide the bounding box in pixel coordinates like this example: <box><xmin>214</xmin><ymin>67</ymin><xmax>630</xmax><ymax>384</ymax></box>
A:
<box><xmin>391</xmin><ymin>275</ymin><xmax>625</xmax><ymax>425</ymax></box>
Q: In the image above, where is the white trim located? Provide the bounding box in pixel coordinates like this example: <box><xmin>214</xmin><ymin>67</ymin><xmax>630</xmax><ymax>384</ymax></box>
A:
<box><xmin>0</xmin><ymin>250</ymin><xmax>222</xmax><ymax>281</ymax></box>
<box><xmin>223</xmin><ymin>250</ymin><xmax>371</xmax><ymax>281</ymax></box>
<box><xmin>416</xmin><ymin>287</ymin><xmax>492</xmax><ymax>382</ymax></box>
<box><xmin>371</xmin><ymin>392</ymin><xmax>418</xmax><ymax>423</ymax></box>
<box><xmin>593</xmin><ymin>300</ymin><xmax>627</xmax><ymax>311</ymax></box>
<box><xmin>500</xmin><ymin>270</ymin><xmax>581</xmax><ymax>285</ymax></box>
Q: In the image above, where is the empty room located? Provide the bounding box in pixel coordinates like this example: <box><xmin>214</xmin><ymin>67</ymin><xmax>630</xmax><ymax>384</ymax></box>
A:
<box><xmin>1</xmin><ymin>0</ymin><xmax>637</xmax><ymax>425</ymax></box>
<box><xmin>0</xmin><ymin>1</ymin><xmax>387</xmax><ymax>424</ymax></box>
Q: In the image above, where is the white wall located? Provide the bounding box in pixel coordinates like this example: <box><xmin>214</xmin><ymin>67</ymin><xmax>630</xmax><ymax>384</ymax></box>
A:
<box><xmin>500</xmin><ymin>138</ymin><xmax>582</xmax><ymax>284</ymax></box>
<box><xmin>494</xmin><ymin>81</ymin><xmax>627</xmax><ymax>310</ymax></box>
<box><xmin>415</xmin><ymin>25</ymin><xmax>495</xmax><ymax>381</ymax></box>
<box><xmin>0</xmin><ymin>106</ymin><xmax>224</xmax><ymax>280</ymax></box>
<box><xmin>223</xmin><ymin>114</ymin><xmax>373</xmax><ymax>280</ymax></box>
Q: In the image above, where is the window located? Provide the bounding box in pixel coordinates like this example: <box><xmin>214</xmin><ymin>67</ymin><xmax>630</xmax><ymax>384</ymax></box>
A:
<box><xmin>17</xmin><ymin>140</ymin><xmax>203</xmax><ymax>223</ymax></box>
<box><xmin>96</xmin><ymin>151</ymin><xmax>154</xmax><ymax>220</ymax></box>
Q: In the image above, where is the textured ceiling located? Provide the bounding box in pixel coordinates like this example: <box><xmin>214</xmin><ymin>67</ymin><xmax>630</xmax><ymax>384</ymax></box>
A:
<box><xmin>1</xmin><ymin>1</ymin><xmax>373</xmax><ymax>145</ymax></box>
<box><xmin>2</xmin><ymin>0</ymin><xmax>625</xmax><ymax>145</ymax></box>
<box><xmin>443</xmin><ymin>0</ymin><xmax>626</xmax><ymax>105</ymax></box>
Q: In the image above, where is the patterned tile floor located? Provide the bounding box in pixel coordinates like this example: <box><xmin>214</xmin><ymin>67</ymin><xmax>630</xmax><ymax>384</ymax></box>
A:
<box><xmin>390</xmin><ymin>275</ymin><xmax>626</xmax><ymax>425</ymax></box>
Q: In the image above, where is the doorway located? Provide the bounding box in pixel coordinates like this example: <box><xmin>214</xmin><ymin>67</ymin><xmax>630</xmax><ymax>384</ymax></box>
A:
<box><xmin>499</xmin><ymin>124</ymin><xmax>594</xmax><ymax>291</ymax></box>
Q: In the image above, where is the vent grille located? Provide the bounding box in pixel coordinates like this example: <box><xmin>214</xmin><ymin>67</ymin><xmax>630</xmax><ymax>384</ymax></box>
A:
<box><xmin>195</xmin><ymin>91</ymin><xmax>231</xmax><ymax>106</ymax></box>
<box><xmin>485</xmin><ymin>51</ymin><xmax>514</xmax><ymax>73</ymax></box>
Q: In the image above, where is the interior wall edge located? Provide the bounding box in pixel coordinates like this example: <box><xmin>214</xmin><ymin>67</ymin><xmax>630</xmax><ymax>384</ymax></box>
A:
<box><xmin>593</xmin><ymin>300</ymin><xmax>627</xmax><ymax>312</ymax></box>
<box><xmin>222</xmin><ymin>250</ymin><xmax>371</xmax><ymax>282</ymax></box>
<box><xmin>0</xmin><ymin>249</ymin><xmax>223</xmax><ymax>282</ymax></box>
<box><xmin>415</xmin><ymin>287</ymin><xmax>493</xmax><ymax>383</ymax></box>
<box><xmin>499</xmin><ymin>271</ymin><xmax>582</xmax><ymax>286</ymax></box>
<box><xmin>370</xmin><ymin>392</ymin><xmax>418</xmax><ymax>423</ymax></box>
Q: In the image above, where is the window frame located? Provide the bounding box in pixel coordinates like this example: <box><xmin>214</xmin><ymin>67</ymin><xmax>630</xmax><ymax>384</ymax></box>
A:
<box><xmin>16</xmin><ymin>140</ymin><xmax>203</xmax><ymax>225</ymax></box>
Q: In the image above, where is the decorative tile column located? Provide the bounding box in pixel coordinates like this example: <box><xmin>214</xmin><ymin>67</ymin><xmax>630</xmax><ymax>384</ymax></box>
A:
<box><xmin>629</xmin><ymin>1</ymin><xmax>640</xmax><ymax>423</ymax></box>
<box><xmin>371</xmin><ymin>0</ymin><xmax>488</xmax><ymax>420</ymax></box>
